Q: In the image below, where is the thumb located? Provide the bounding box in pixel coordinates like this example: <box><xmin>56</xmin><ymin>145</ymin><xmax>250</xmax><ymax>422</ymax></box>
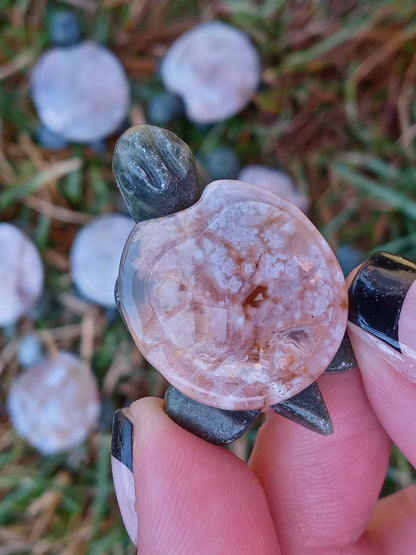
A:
<box><xmin>111</xmin><ymin>397</ymin><xmax>280</xmax><ymax>554</ymax></box>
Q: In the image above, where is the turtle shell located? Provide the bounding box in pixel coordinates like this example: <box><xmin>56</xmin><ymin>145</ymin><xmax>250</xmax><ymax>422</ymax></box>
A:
<box><xmin>117</xmin><ymin>179</ymin><xmax>348</xmax><ymax>410</ymax></box>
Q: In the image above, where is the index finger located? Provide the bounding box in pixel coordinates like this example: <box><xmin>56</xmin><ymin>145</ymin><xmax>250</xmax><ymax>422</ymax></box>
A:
<box><xmin>347</xmin><ymin>251</ymin><xmax>416</xmax><ymax>465</ymax></box>
<box><xmin>249</xmin><ymin>367</ymin><xmax>390</xmax><ymax>553</ymax></box>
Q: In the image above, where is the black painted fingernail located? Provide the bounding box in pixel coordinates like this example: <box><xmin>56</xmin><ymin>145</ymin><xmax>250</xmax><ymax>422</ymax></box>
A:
<box><xmin>348</xmin><ymin>251</ymin><xmax>416</xmax><ymax>351</ymax></box>
<box><xmin>111</xmin><ymin>409</ymin><xmax>137</xmax><ymax>545</ymax></box>
<box><xmin>164</xmin><ymin>386</ymin><xmax>259</xmax><ymax>446</ymax></box>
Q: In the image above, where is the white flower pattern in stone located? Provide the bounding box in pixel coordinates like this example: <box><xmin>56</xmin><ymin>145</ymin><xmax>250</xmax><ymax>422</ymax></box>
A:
<box><xmin>118</xmin><ymin>180</ymin><xmax>348</xmax><ymax>410</ymax></box>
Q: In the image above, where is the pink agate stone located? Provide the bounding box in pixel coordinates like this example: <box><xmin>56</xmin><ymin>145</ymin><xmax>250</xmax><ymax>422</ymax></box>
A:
<box><xmin>31</xmin><ymin>41</ymin><xmax>129</xmax><ymax>143</ymax></box>
<box><xmin>7</xmin><ymin>351</ymin><xmax>100</xmax><ymax>454</ymax></box>
<box><xmin>238</xmin><ymin>165</ymin><xmax>310</xmax><ymax>213</ymax></box>
<box><xmin>118</xmin><ymin>180</ymin><xmax>347</xmax><ymax>410</ymax></box>
<box><xmin>160</xmin><ymin>22</ymin><xmax>261</xmax><ymax>123</ymax></box>
<box><xmin>0</xmin><ymin>223</ymin><xmax>44</xmax><ymax>325</ymax></box>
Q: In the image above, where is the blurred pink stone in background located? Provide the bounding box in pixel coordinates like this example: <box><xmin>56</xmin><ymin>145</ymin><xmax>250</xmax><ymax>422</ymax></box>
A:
<box><xmin>118</xmin><ymin>180</ymin><xmax>347</xmax><ymax>410</ymax></box>
<box><xmin>7</xmin><ymin>351</ymin><xmax>100</xmax><ymax>454</ymax></box>
<box><xmin>70</xmin><ymin>214</ymin><xmax>134</xmax><ymax>308</ymax></box>
<box><xmin>238</xmin><ymin>165</ymin><xmax>310</xmax><ymax>213</ymax></box>
<box><xmin>161</xmin><ymin>21</ymin><xmax>261</xmax><ymax>123</ymax></box>
<box><xmin>0</xmin><ymin>223</ymin><xmax>44</xmax><ymax>326</ymax></box>
<box><xmin>31</xmin><ymin>41</ymin><xmax>130</xmax><ymax>143</ymax></box>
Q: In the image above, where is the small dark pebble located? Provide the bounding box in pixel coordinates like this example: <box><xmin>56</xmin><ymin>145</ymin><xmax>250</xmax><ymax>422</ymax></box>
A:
<box><xmin>99</xmin><ymin>397</ymin><xmax>116</xmax><ymax>431</ymax></box>
<box><xmin>147</xmin><ymin>91</ymin><xmax>185</xmax><ymax>125</ymax></box>
<box><xmin>1</xmin><ymin>323</ymin><xmax>17</xmax><ymax>339</ymax></box>
<box><xmin>336</xmin><ymin>245</ymin><xmax>365</xmax><ymax>277</ymax></box>
<box><xmin>27</xmin><ymin>289</ymin><xmax>51</xmax><ymax>321</ymax></box>
<box><xmin>49</xmin><ymin>10</ymin><xmax>81</xmax><ymax>47</ymax></box>
<box><xmin>89</xmin><ymin>139</ymin><xmax>107</xmax><ymax>153</ymax></box>
<box><xmin>164</xmin><ymin>385</ymin><xmax>259</xmax><ymax>446</ymax></box>
<box><xmin>193</xmin><ymin>122</ymin><xmax>214</xmax><ymax>133</ymax></box>
<box><xmin>104</xmin><ymin>307</ymin><xmax>119</xmax><ymax>323</ymax></box>
<box><xmin>17</xmin><ymin>334</ymin><xmax>43</xmax><ymax>368</ymax></box>
<box><xmin>204</xmin><ymin>146</ymin><xmax>240</xmax><ymax>181</ymax></box>
<box><xmin>35</xmin><ymin>124</ymin><xmax>68</xmax><ymax>150</ymax></box>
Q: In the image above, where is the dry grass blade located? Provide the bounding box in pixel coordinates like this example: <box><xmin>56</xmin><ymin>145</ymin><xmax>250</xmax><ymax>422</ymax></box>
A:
<box><xmin>2</xmin><ymin>1</ymin><xmax>416</xmax><ymax>552</ymax></box>
<box><xmin>0</xmin><ymin>49</ymin><xmax>39</xmax><ymax>80</ymax></box>
<box><xmin>24</xmin><ymin>196</ymin><xmax>93</xmax><ymax>224</ymax></box>
<box><xmin>0</xmin><ymin>158</ymin><xmax>82</xmax><ymax>209</ymax></box>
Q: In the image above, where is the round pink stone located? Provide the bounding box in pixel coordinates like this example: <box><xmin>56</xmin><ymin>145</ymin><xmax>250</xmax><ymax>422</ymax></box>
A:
<box><xmin>160</xmin><ymin>21</ymin><xmax>261</xmax><ymax>123</ymax></box>
<box><xmin>118</xmin><ymin>180</ymin><xmax>348</xmax><ymax>410</ymax></box>
<box><xmin>31</xmin><ymin>41</ymin><xmax>129</xmax><ymax>143</ymax></box>
<box><xmin>0</xmin><ymin>223</ymin><xmax>44</xmax><ymax>325</ymax></box>
<box><xmin>238</xmin><ymin>165</ymin><xmax>310</xmax><ymax>213</ymax></box>
<box><xmin>7</xmin><ymin>351</ymin><xmax>100</xmax><ymax>454</ymax></box>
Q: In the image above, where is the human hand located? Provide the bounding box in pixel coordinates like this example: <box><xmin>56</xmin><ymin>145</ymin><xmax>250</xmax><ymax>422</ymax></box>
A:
<box><xmin>111</xmin><ymin>265</ymin><xmax>416</xmax><ymax>554</ymax></box>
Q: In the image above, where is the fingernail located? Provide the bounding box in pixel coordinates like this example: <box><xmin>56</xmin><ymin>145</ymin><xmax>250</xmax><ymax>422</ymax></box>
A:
<box><xmin>111</xmin><ymin>409</ymin><xmax>137</xmax><ymax>545</ymax></box>
<box><xmin>348</xmin><ymin>251</ymin><xmax>416</xmax><ymax>378</ymax></box>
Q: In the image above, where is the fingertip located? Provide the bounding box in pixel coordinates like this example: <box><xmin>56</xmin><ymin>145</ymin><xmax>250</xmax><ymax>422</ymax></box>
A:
<box><xmin>125</xmin><ymin>396</ymin><xmax>164</xmax><ymax>437</ymax></box>
<box><xmin>348</xmin><ymin>328</ymin><xmax>416</xmax><ymax>466</ymax></box>
<box><xmin>129</xmin><ymin>396</ymin><xmax>280</xmax><ymax>554</ymax></box>
<box><xmin>250</xmin><ymin>368</ymin><xmax>390</xmax><ymax>553</ymax></box>
<box><xmin>345</xmin><ymin>265</ymin><xmax>361</xmax><ymax>288</ymax></box>
<box><xmin>368</xmin><ymin>485</ymin><xmax>416</xmax><ymax>554</ymax></box>
<box><xmin>346</xmin><ymin>252</ymin><xmax>416</xmax><ymax>463</ymax></box>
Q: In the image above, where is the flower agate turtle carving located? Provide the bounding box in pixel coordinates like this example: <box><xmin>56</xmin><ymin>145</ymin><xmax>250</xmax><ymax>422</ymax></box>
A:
<box><xmin>113</xmin><ymin>125</ymin><xmax>355</xmax><ymax>445</ymax></box>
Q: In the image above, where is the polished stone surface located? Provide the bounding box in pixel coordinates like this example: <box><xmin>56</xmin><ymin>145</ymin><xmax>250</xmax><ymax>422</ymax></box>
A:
<box><xmin>118</xmin><ymin>180</ymin><xmax>348</xmax><ymax>410</ymax></box>
<box><xmin>7</xmin><ymin>351</ymin><xmax>100</xmax><ymax>454</ymax></box>
<box><xmin>31</xmin><ymin>41</ymin><xmax>129</xmax><ymax>143</ymax></box>
<box><xmin>0</xmin><ymin>224</ymin><xmax>44</xmax><ymax>325</ymax></box>
<box><xmin>113</xmin><ymin>125</ymin><xmax>201</xmax><ymax>222</ymax></box>
<box><xmin>271</xmin><ymin>381</ymin><xmax>333</xmax><ymax>435</ymax></box>
<box><xmin>164</xmin><ymin>385</ymin><xmax>259</xmax><ymax>445</ymax></box>
<box><xmin>161</xmin><ymin>21</ymin><xmax>261</xmax><ymax>123</ymax></box>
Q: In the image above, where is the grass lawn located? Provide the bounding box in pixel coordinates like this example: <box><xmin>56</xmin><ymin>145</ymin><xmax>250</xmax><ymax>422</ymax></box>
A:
<box><xmin>1</xmin><ymin>1</ymin><xmax>416</xmax><ymax>552</ymax></box>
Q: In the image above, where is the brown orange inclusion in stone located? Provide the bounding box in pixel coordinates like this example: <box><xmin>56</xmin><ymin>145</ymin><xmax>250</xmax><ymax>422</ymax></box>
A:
<box><xmin>118</xmin><ymin>180</ymin><xmax>348</xmax><ymax>410</ymax></box>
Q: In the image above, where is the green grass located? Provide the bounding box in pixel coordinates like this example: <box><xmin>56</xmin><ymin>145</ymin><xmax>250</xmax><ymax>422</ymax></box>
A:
<box><xmin>1</xmin><ymin>0</ymin><xmax>416</xmax><ymax>552</ymax></box>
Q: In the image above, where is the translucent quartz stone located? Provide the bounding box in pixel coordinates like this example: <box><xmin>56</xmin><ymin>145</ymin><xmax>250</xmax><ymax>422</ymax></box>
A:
<box><xmin>7</xmin><ymin>351</ymin><xmax>100</xmax><ymax>454</ymax></box>
<box><xmin>0</xmin><ymin>224</ymin><xmax>44</xmax><ymax>325</ymax></box>
<box><xmin>118</xmin><ymin>180</ymin><xmax>348</xmax><ymax>410</ymax></box>
<box><xmin>239</xmin><ymin>165</ymin><xmax>310</xmax><ymax>213</ymax></box>
<box><xmin>70</xmin><ymin>214</ymin><xmax>134</xmax><ymax>308</ymax></box>
<box><xmin>31</xmin><ymin>41</ymin><xmax>129</xmax><ymax>143</ymax></box>
<box><xmin>161</xmin><ymin>21</ymin><xmax>261</xmax><ymax>124</ymax></box>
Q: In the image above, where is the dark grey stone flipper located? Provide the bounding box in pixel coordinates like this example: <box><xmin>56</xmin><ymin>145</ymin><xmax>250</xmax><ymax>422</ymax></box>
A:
<box><xmin>324</xmin><ymin>332</ymin><xmax>357</xmax><ymax>373</ymax></box>
<box><xmin>164</xmin><ymin>386</ymin><xmax>259</xmax><ymax>446</ymax></box>
<box><xmin>271</xmin><ymin>382</ymin><xmax>333</xmax><ymax>436</ymax></box>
